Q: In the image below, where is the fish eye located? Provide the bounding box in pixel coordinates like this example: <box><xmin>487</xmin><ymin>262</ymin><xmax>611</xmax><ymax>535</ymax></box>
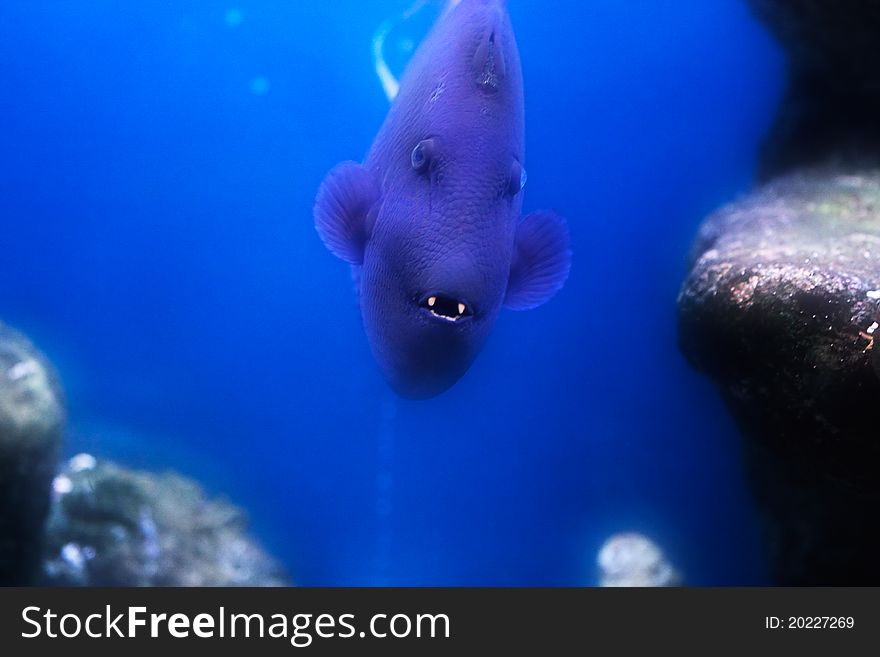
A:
<box><xmin>411</xmin><ymin>139</ymin><xmax>434</xmax><ymax>172</ymax></box>
<box><xmin>508</xmin><ymin>159</ymin><xmax>527</xmax><ymax>196</ymax></box>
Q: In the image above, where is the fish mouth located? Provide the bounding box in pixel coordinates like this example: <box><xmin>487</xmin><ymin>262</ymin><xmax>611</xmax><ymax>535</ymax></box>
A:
<box><xmin>418</xmin><ymin>293</ymin><xmax>473</xmax><ymax>323</ymax></box>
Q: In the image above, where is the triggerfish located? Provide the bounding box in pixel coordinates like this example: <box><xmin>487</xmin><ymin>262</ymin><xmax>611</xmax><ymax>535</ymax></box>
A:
<box><xmin>315</xmin><ymin>0</ymin><xmax>571</xmax><ymax>398</ymax></box>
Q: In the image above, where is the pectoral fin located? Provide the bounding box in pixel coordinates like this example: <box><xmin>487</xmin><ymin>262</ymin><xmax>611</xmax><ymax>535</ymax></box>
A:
<box><xmin>314</xmin><ymin>162</ymin><xmax>380</xmax><ymax>265</ymax></box>
<box><xmin>504</xmin><ymin>210</ymin><xmax>571</xmax><ymax>310</ymax></box>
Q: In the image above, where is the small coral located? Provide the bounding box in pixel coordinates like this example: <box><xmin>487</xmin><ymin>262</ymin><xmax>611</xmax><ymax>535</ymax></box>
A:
<box><xmin>597</xmin><ymin>533</ymin><xmax>681</xmax><ymax>587</ymax></box>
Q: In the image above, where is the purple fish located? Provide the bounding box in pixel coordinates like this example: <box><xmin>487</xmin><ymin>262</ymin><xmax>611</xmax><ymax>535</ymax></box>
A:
<box><xmin>315</xmin><ymin>0</ymin><xmax>571</xmax><ymax>398</ymax></box>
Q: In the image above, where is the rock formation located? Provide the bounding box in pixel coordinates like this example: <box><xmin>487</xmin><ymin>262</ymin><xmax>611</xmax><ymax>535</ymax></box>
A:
<box><xmin>43</xmin><ymin>455</ymin><xmax>289</xmax><ymax>587</ymax></box>
<box><xmin>679</xmin><ymin>1</ymin><xmax>880</xmax><ymax>583</ymax></box>
<box><xmin>0</xmin><ymin>323</ymin><xmax>65</xmax><ymax>585</ymax></box>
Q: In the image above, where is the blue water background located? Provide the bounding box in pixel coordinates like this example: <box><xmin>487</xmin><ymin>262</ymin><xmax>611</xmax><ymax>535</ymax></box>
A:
<box><xmin>0</xmin><ymin>0</ymin><xmax>785</xmax><ymax>584</ymax></box>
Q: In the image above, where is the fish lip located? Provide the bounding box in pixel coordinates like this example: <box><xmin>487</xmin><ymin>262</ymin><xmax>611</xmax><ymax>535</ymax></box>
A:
<box><xmin>419</xmin><ymin>308</ymin><xmax>475</xmax><ymax>325</ymax></box>
<box><xmin>416</xmin><ymin>292</ymin><xmax>475</xmax><ymax>324</ymax></box>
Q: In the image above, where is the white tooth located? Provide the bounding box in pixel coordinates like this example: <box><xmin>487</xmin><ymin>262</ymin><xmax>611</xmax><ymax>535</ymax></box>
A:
<box><xmin>428</xmin><ymin>296</ymin><xmax>437</xmax><ymax>308</ymax></box>
<box><xmin>458</xmin><ymin>303</ymin><xmax>466</xmax><ymax>316</ymax></box>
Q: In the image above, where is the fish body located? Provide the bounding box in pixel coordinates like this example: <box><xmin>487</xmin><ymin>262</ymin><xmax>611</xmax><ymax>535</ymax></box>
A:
<box><xmin>315</xmin><ymin>0</ymin><xmax>570</xmax><ymax>398</ymax></box>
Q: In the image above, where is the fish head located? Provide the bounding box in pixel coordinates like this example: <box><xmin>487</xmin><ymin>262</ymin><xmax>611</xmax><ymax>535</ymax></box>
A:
<box><xmin>359</xmin><ymin>142</ymin><xmax>528</xmax><ymax>399</ymax></box>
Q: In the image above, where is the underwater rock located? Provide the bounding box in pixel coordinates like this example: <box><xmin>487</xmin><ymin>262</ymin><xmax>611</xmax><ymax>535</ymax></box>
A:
<box><xmin>597</xmin><ymin>533</ymin><xmax>681</xmax><ymax>587</ymax></box>
<box><xmin>678</xmin><ymin>167</ymin><xmax>880</xmax><ymax>584</ymax></box>
<box><xmin>43</xmin><ymin>455</ymin><xmax>288</xmax><ymax>587</ymax></box>
<box><xmin>749</xmin><ymin>0</ymin><xmax>880</xmax><ymax>179</ymax></box>
<box><xmin>0</xmin><ymin>322</ymin><xmax>65</xmax><ymax>585</ymax></box>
